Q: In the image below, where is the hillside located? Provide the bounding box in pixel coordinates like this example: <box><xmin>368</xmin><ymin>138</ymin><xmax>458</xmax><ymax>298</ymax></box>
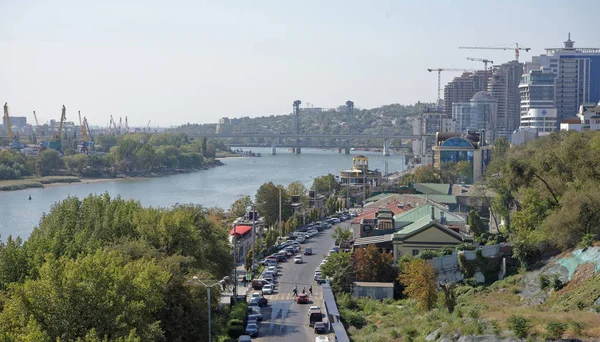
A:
<box><xmin>341</xmin><ymin>247</ymin><xmax>600</xmax><ymax>342</ymax></box>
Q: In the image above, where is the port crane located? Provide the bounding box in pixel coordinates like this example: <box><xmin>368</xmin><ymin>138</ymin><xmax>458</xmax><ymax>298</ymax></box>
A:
<box><xmin>33</xmin><ymin>110</ymin><xmax>45</xmax><ymax>144</ymax></box>
<box><xmin>426</xmin><ymin>68</ymin><xmax>476</xmax><ymax>107</ymax></box>
<box><xmin>78</xmin><ymin>111</ymin><xmax>90</xmax><ymax>154</ymax></box>
<box><xmin>466</xmin><ymin>57</ymin><xmax>494</xmax><ymax>89</ymax></box>
<box><xmin>84</xmin><ymin>117</ymin><xmax>94</xmax><ymax>152</ymax></box>
<box><xmin>3</xmin><ymin>103</ymin><xmax>24</xmax><ymax>149</ymax></box>
<box><xmin>42</xmin><ymin>105</ymin><xmax>66</xmax><ymax>152</ymax></box>
<box><xmin>124</xmin><ymin>117</ymin><xmax>129</xmax><ymax>134</ymax></box>
<box><xmin>146</xmin><ymin>120</ymin><xmax>151</xmax><ymax>132</ymax></box>
<box><xmin>459</xmin><ymin>43</ymin><xmax>530</xmax><ymax>62</ymax></box>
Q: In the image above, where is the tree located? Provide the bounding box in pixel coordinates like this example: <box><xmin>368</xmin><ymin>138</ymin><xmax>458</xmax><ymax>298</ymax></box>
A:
<box><xmin>0</xmin><ymin>236</ymin><xmax>29</xmax><ymax>290</ymax></box>
<box><xmin>439</xmin><ymin>283</ymin><xmax>457</xmax><ymax>313</ymax></box>
<box><xmin>353</xmin><ymin>245</ymin><xmax>397</xmax><ymax>282</ymax></box>
<box><xmin>312</xmin><ymin>174</ymin><xmax>339</xmax><ymax>196</ymax></box>
<box><xmin>320</xmin><ymin>252</ymin><xmax>354</xmax><ymax>294</ymax></box>
<box><xmin>332</xmin><ymin>226</ymin><xmax>353</xmax><ymax>246</ymax></box>
<box><xmin>413</xmin><ymin>165</ymin><xmax>439</xmax><ymax>183</ymax></box>
<box><xmin>467</xmin><ymin>210</ymin><xmax>485</xmax><ymax>237</ymax></box>
<box><xmin>36</xmin><ymin>149</ymin><xmax>65</xmax><ymax>176</ymax></box>
<box><xmin>230</xmin><ymin>195</ymin><xmax>252</xmax><ymax>218</ymax></box>
<box><xmin>398</xmin><ymin>259</ymin><xmax>437</xmax><ymax>310</ymax></box>
<box><xmin>63</xmin><ymin>153</ymin><xmax>89</xmax><ymax>174</ymax></box>
<box><xmin>255</xmin><ymin>182</ymin><xmax>291</xmax><ymax>227</ymax></box>
<box><xmin>245</xmin><ymin>248</ymin><xmax>254</xmax><ymax>272</ymax></box>
<box><xmin>287</xmin><ymin>181</ymin><xmax>308</xmax><ymax>205</ymax></box>
<box><xmin>201</xmin><ymin>137</ymin><xmax>208</xmax><ymax>157</ymax></box>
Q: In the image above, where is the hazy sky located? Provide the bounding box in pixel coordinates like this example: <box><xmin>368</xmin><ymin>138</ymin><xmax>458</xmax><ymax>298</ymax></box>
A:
<box><xmin>2</xmin><ymin>0</ymin><xmax>599</xmax><ymax>127</ymax></box>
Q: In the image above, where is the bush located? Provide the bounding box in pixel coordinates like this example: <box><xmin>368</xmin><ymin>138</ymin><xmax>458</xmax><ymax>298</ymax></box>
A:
<box><xmin>546</xmin><ymin>321</ymin><xmax>567</xmax><ymax>340</ymax></box>
<box><xmin>539</xmin><ymin>274</ymin><xmax>550</xmax><ymax>290</ymax></box>
<box><xmin>402</xmin><ymin>327</ymin><xmax>418</xmax><ymax>342</ymax></box>
<box><xmin>507</xmin><ymin>314</ymin><xmax>530</xmax><ymax>338</ymax></box>
<box><xmin>228</xmin><ymin>318</ymin><xmax>244</xmax><ymax>327</ymax></box>
<box><xmin>390</xmin><ymin>329</ymin><xmax>399</xmax><ymax>339</ymax></box>
<box><xmin>226</xmin><ymin>325</ymin><xmax>245</xmax><ymax>339</ymax></box>
<box><xmin>578</xmin><ymin>233</ymin><xmax>595</xmax><ymax>249</ymax></box>
<box><xmin>489</xmin><ymin>319</ymin><xmax>501</xmax><ymax>335</ymax></box>
<box><xmin>340</xmin><ymin>309</ymin><xmax>366</xmax><ymax>328</ymax></box>
<box><xmin>550</xmin><ymin>273</ymin><xmax>563</xmax><ymax>291</ymax></box>
<box><xmin>570</xmin><ymin>321</ymin><xmax>584</xmax><ymax>336</ymax></box>
<box><xmin>468</xmin><ymin>307</ymin><xmax>480</xmax><ymax>320</ymax></box>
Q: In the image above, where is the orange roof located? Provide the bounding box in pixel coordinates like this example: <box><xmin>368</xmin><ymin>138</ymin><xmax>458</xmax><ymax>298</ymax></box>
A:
<box><xmin>351</xmin><ymin>201</ymin><xmax>412</xmax><ymax>224</ymax></box>
<box><xmin>230</xmin><ymin>225</ymin><xmax>252</xmax><ymax>236</ymax></box>
<box><xmin>561</xmin><ymin>117</ymin><xmax>581</xmax><ymax>124</ymax></box>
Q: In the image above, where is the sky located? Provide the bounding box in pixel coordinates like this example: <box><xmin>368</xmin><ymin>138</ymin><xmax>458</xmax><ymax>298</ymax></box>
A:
<box><xmin>2</xmin><ymin>0</ymin><xmax>600</xmax><ymax>127</ymax></box>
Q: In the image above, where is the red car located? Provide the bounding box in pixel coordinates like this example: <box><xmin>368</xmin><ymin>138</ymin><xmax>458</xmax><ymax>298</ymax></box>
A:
<box><xmin>296</xmin><ymin>293</ymin><xmax>309</xmax><ymax>304</ymax></box>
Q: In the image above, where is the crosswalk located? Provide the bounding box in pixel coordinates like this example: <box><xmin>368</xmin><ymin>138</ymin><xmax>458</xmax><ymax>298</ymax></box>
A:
<box><xmin>265</xmin><ymin>291</ymin><xmax>321</xmax><ymax>301</ymax></box>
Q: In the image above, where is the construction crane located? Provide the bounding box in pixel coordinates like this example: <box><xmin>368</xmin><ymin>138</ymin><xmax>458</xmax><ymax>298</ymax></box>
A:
<box><xmin>459</xmin><ymin>43</ymin><xmax>531</xmax><ymax>62</ymax></box>
<box><xmin>84</xmin><ymin>117</ymin><xmax>94</xmax><ymax>152</ymax></box>
<box><xmin>109</xmin><ymin>115</ymin><xmax>117</xmax><ymax>134</ymax></box>
<box><xmin>124</xmin><ymin>116</ymin><xmax>129</xmax><ymax>134</ymax></box>
<box><xmin>427</xmin><ymin>68</ymin><xmax>477</xmax><ymax>107</ymax></box>
<box><xmin>466</xmin><ymin>57</ymin><xmax>494</xmax><ymax>89</ymax></box>
<box><xmin>118</xmin><ymin>117</ymin><xmax>123</xmax><ymax>135</ymax></box>
<box><xmin>146</xmin><ymin>120</ymin><xmax>151</xmax><ymax>132</ymax></box>
<box><xmin>42</xmin><ymin>105</ymin><xmax>66</xmax><ymax>152</ymax></box>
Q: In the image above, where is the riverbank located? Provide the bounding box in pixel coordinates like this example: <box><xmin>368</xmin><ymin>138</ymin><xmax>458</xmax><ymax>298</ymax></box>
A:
<box><xmin>0</xmin><ymin>159</ymin><xmax>226</xmax><ymax>192</ymax></box>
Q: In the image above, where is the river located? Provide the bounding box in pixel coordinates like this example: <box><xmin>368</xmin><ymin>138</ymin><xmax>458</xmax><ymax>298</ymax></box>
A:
<box><xmin>0</xmin><ymin>148</ymin><xmax>405</xmax><ymax>240</ymax></box>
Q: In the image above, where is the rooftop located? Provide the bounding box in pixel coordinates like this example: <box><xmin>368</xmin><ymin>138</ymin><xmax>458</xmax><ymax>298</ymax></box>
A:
<box><xmin>351</xmin><ymin>201</ymin><xmax>412</xmax><ymax>225</ymax></box>
<box><xmin>393</xmin><ymin>203</ymin><xmax>465</xmax><ymax>230</ymax></box>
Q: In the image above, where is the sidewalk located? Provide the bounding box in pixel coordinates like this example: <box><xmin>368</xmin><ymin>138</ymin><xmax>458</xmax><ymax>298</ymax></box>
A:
<box><xmin>219</xmin><ymin>264</ymin><xmax>251</xmax><ymax>306</ymax></box>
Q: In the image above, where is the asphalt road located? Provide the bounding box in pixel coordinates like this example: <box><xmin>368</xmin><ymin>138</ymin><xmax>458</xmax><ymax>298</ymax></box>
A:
<box><xmin>253</xmin><ymin>221</ymin><xmax>349</xmax><ymax>342</ymax></box>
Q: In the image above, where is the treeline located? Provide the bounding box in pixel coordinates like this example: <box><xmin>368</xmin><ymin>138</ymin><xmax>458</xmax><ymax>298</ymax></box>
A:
<box><xmin>0</xmin><ymin>193</ymin><xmax>233</xmax><ymax>341</ymax></box>
<box><xmin>486</xmin><ymin>131</ymin><xmax>600</xmax><ymax>266</ymax></box>
<box><xmin>0</xmin><ymin>133</ymin><xmax>231</xmax><ymax>180</ymax></box>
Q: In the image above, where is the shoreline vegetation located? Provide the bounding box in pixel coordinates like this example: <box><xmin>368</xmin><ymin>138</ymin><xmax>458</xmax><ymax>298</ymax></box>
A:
<box><xmin>0</xmin><ymin>159</ymin><xmax>225</xmax><ymax>192</ymax></box>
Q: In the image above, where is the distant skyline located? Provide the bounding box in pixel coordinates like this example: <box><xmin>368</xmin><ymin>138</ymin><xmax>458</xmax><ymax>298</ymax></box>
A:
<box><xmin>2</xmin><ymin>0</ymin><xmax>600</xmax><ymax>127</ymax></box>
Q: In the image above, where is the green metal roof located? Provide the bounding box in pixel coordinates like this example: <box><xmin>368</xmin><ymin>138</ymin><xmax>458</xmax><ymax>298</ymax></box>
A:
<box><xmin>413</xmin><ymin>183</ymin><xmax>451</xmax><ymax>195</ymax></box>
<box><xmin>393</xmin><ymin>203</ymin><xmax>465</xmax><ymax>229</ymax></box>
<box><xmin>393</xmin><ymin>216</ymin><xmax>433</xmax><ymax>237</ymax></box>
<box><xmin>365</xmin><ymin>193</ymin><xmax>393</xmax><ymax>203</ymax></box>
<box><xmin>424</xmin><ymin>194</ymin><xmax>457</xmax><ymax>205</ymax></box>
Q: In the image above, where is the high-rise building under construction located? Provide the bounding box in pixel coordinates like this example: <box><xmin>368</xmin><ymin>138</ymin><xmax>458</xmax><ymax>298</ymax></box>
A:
<box><xmin>443</xmin><ymin>70</ymin><xmax>487</xmax><ymax>116</ymax></box>
<box><xmin>487</xmin><ymin>61</ymin><xmax>523</xmax><ymax>139</ymax></box>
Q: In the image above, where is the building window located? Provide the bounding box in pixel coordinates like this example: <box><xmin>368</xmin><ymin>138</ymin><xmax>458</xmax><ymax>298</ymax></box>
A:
<box><xmin>412</xmin><ymin>249</ymin><xmax>420</xmax><ymax>256</ymax></box>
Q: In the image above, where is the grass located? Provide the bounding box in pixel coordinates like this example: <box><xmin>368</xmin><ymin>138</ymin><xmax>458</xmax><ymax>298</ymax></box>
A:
<box><xmin>339</xmin><ymin>272</ymin><xmax>600</xmax><ymax>341</ymax></box>
<box><xmin>0</xmin><ymin>176</ymin><xmax>81</xmax><ymax>191</ymax></box>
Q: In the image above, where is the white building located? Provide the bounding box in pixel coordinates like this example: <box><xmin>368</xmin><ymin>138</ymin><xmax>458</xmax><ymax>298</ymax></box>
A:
<box><xmin>452</xmin><ymin>91</ymin><xmax>498</xmax><ymax>143</ymax></box>
<box><xmin>411</xmin><ymin>110</ymin><xmax>454</xmax><ymax>164</ymax></box>
<box><xmin>560</xmin><ymin>102</ymin><xmax>600</xmax><ymax>132</ymax></box>
<box><xmin>519</xmin><ymin>108</ymin><xmax>558</xmax><ymax>134</ymax></box>
<box><xmin>511</xmin><ymin>128</ymin><xmax>538</xmax><ymax>146</ymax></box>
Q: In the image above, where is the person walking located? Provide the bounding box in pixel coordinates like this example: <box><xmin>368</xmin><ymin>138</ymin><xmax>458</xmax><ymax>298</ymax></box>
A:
<box><xmin>302</xmin><ymin>287</ymin><xmax>306</xmax><ymax>294</ymax></box>
<box><xmin>309</xmin><ymin>286</ymin><xmax>313</xmax><ymax>296</ymax></box>
<box><xmin>293</xmin><ymin>285</ymin><xmax>298</xmax><ymax>297</ymax></box>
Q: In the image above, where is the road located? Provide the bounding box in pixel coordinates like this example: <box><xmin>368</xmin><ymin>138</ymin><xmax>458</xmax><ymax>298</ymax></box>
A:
<box><xmin>254</xmin><ymin>221</ymin><xmax>349</xmax><ymax>342</ymax></box>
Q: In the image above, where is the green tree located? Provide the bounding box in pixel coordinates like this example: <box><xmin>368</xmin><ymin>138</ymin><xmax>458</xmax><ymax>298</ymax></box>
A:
<box><xmin>320</xmin><ymin>252</ymin><xmax>355</xmax><ymax>293</ymax></box>
<box><xmin>255</xmin><ymin>182</ymin><xmax>291</xmax><ymax>227</ymax></box>
<box><xmin>353</xmin><ymin>245</ymin><xmax>397</xmax><ymax>282</ymax></box>
<box><xmin>413</xmin><ymin>165</ymin><xmax>439</xmax><ymax>183</ymax></box>
<box><xmin>0</xmin><ymin>236</ymin><xmax>29</xmax><ymax>290</ymax></box>
<box><xmin>467</xmin><ymin>210</ymin><xmax>485</xmax><ymax>237</ymax></box>
<box><xmin>63</xmin><ymin>153</ymin><xmax>89</xmax><ymax>174</ymax></box>
<box><xmin>287</xmin><ymin>181</ymin><xmax>308</xmax><ymax>205</ymax></box>
<box><xmin>36</xmin><ymin>149</ymin><xmax>65</xmax><ymax>176</ymax></box>
<box><xmin>201</xmin><ymin>137</ymin><xmax>208</xmax><ymax>157</ymax></box>
<box><xmin>332</xmin><ymin>226</ymin><xmax>353</xmax><ymax>246</ymax></box>
<box><xmin>311</xmin><ymin>174</ymin><xmax>339</xmax><ymax>196</ymax></box>
<box><xmin>230</xmin><ymin>195</ymin><xmax>252</xmax><ymax>218</ymax></box>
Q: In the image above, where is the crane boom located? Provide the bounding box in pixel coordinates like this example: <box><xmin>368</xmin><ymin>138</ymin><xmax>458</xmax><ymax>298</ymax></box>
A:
<box><xmin>33</xmin><ymin>110</ymin><xmax>44</xmax><ymax>143</ymax></box>
<box><xmin>57</xmin><ymin>105</ymin><xmax>66</xmax><ymax>141</ymax></box>
<box><xmin>427</xmin><ymin>68</ymin><xmax>477</xmax><ymax>107</ymax></box>
<box><xmin>79</xmin><ymin>111</ymin><xmax>88</xmax><ymax>142</ymax></box>
<box><xmin>125</xmin><ymin>116</ymin><xmax>129</xmax><ymax>134</ymax></box>
<box><xmin>459</xmin><ymin>43</ymin><xmax>530</xmax><ymax>61</ymax></box>
<box><xmin>3</xmin><ymin>102</ymin><xmax>14</xmax><ymax>141</ymax></box>
<box><xmin>466</xmin><ymin>57</ymin><xmax>494</xmax><ymax>89</ymax></box>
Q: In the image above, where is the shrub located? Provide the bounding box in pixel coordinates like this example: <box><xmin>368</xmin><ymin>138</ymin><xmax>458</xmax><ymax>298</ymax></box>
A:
<box><xmin>468</xmin><ymin>307</ymin><xmax>480</xmax><ymax>320</ymax></box>
<box><xmin>546</xmin><ymin>321</ymin><xmax>567</xmax><ymax>340</ymax></box>
<box><xmin>475</xmin><ymin>320</ymin><xmax>486</xmax><ymax>334</ymax></box>
<box><xmin>390</xmin><ymin>329</ymin><xmax>399</xmax><ymax>339</ymax></box>
<box><xmin>489</xmin><ymin>319</ymin><xmax>501</xmax><ymax>335</ymax></box>
<box><xmin>507</xmin><ymin>314</ymin><xmax>530</xmax><ymax>338</ymax></box>
<box><xmin>578</xmin><ymin>233</ymin><xmax>595</xmax><ymax>249</ymax></box>
<box><xmin>402</xmin><ymin>327</ymin><xmax>418</xmax><ymax>342</ymax></box>
<box><xmin>539</xmin><ymin>274</ymin><xmax>549</xmax><ymax>290</ymax></box>
<box><xmin>228</xmin><ymin>318</ymin><xmax>243</xmax><ymax>326</ymax></box>
<box><xmin>340</xmin><ymin>309</ymin><xmax>366</xmax><ymax>328</ymax></box>
<box><xmin>570</xmin><ymin>321</ymin><xmax>584</xmax><ymax>336</ymax></box>
<box><xmin>550</xmin><ymin>273</ymin><xmax>563</xmax><ymax>291</ymax></box>
<box><xmin>226</xmin><ymin>325</ymin><xmax>245</xmax><ymax>339</ymax></box>
<box><xmin>576</xmin><ymin>300</ymin><xmax>586</xmax><ymax>310</ymax></box>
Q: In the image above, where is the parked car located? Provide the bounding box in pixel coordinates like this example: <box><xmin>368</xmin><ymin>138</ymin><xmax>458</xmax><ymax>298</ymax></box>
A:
<box><xmin>314</xmin><ymin>271</ymin><xmax>322</xmax><ymax>280</ymax></box>
<box><xmin>247</xmin><ymin>314</ymin><xmax>259</xmax><ymax>325</ymax></box>
<box><xmin>315</xmin><ymin>276</ymin><xmax>326</xmax><ymax>284</ymax></box>
<box><xmin>262</xmin><ymin>284</ymin><xmax>274</xmax><ymax>295</ymax></box>
<box><xmin>238</xmin><ymin>335</ymin><xmax>252</xmax><ymax>342</ymax></box>
<box><xmin>309</xmin><ymin>309</ymin><xmax>323</xmax><ymax>326</ymax></box>
<box><xmin>315</xmin><ymin>337</ymin><xmax>329</xmax><ymax>342</ymax></box>
<box><xmin>250</xmin><ymin>292</ymin><xmax>261</xmax><ymax>301</ymax></box>
<box><xmin>296</xmin><ymin>293</ymin><xmax>309</xmax><ymax>304</ymax></box>
<box><xmin>294</xmin><ymin>256</ymin><xmax>303</xmax><ymax>264</ymax></box>
<box><xmin>304</xmin><ymin>247</ymin><xmax>312</xmax><ymax>255</ymax></box>
<box><xmin>250</xmin><ymin>306</ymin><xmax>262</xmax><ymax>320</ymax></box>
<box><xmin>267</xmin><ymin>266</ymin><xmax>278</xmax><ymax>275</ymax></box>
<box><xmin>250</xmin><ymin>296</ymin><xmax>268</xmax><ymax>307</ymax></box>
<box><xmin>308</xmin><ymin>306</ymin><xmax>321</xmax><ymax>316</ymax></box>
<box><xmin>245</xmin><ymin>323</ymin><xmax>259</xmax><ymax>337</ymax></box>
<box><xmin>314</xmin><ymin>322</ymin><xmax>327</xmax><ymax>334</ymax></box>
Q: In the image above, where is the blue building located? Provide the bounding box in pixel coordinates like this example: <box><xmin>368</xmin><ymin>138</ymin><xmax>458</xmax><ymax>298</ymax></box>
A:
<box><xmin>432</xmin><ymin>131</ymin><xmax>492</xmax><ymax>183</ymax></box>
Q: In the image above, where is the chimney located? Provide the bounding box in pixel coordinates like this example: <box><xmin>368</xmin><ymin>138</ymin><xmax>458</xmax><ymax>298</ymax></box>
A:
<box><xmin>431</xmin><ymin>206</ymin><xmax>435</xmax><ymax>221</ymax></box>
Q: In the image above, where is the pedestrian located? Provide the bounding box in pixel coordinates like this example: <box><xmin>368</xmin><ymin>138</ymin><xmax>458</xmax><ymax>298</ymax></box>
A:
<box><xmin>309</xmin><ymin>286</ymin><xmax>313</xmax><ymax>295</ymax></box>
<box><xmin>293</xmin><ymin>285</ymin><xmax>298</xmax><ymax>297</ymax></box>
<box><xmin>302</xmin><ymin>287</ymin><xmax>306</xmax><ymax>294</ymax></box>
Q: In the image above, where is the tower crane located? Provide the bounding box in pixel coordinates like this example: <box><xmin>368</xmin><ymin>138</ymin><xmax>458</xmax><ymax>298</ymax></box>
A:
<box><xmin>146</xmin><ymin>120</ymin><xmax>151</xmax><ymax>132</ymax></box>
<box><xmin>109</xmin><ymin>115</ymin><xmax>117</xmax><ymax>134</ymax></box>
<box><xmin>125</xmin><ymin>116</ymin><xmax>129</xmax><ymax>134</ymax></box>
<box><xmin>427</xmin><ymin>68</ymin><xmax>477</xmax><ymax>107</ymax></box>
<box><xmin>118</xmin><ymin>117</ymin><xmax>122</xmax><ymax>135</ymax></box>
<box><xmin>466</xmin><ymin>57</ymin><xmax>494</xmax><ymax>89</ymax></box>
<box><xmin>459</xmin><ymin>43</ymin><xmax>530</xmax><ymax>62</ymax></box>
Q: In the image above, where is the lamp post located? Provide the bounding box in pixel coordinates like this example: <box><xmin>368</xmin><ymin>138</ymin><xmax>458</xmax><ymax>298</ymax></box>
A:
<box><xmin>190</xmin><ymin>275</ymin><xmax>229</xmax><ymax>342</ymax></box>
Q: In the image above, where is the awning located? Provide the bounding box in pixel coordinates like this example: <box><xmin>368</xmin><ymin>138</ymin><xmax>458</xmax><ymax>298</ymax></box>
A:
<box><xmin>230</xmin><ymin>225</ymin><xmax>252</xmax><ymax>236</ymax></box>
<box><xmin>322</xmin><ymin>284</ymin><xmax>340</xmax><ymax>316</ymax></box>
<box><xmin>353</xmin><ymin>234</ymin><xmax>392</xmax><ymax>246</ymax></box>
<box><xmin>331</xmin><ymin>323</ymin><xmax>350</xmax><ymax>342</ymax></box>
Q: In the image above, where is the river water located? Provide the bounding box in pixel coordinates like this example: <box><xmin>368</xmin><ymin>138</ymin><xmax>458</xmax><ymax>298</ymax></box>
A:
<box><xmin>0</xmin><ymin>148</ymin><xmax>405</xmax><ymax>240</ymax></box>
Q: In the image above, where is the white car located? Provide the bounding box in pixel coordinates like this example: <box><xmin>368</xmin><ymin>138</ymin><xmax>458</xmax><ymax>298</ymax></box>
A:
<box><xmin>262</xmin><ymin>284</ymin><xmax>274</xmax><ymax>295</ymax></box>
<box><xmin>294</xmin><ymin>256</ymin><xmax>303</xmax><ymax>264</ymax></box>
<box><xmin>315</xmin><ymin>336</ymin><xmax>329</xmax><ymax>342</ymax></box>
<box><xmin>267</xmin><ymin>266</ymin><xmax>278</xmax><ymax>275</ymax></box>
<box><xmin>314</xmin><ymin>271</ymin><xmax>322</xmax><ymax>280</ymax></box>
<box><xmin>263</xmin><ymin>274</ymin><xmax>274</xmax><ymax>283</ymax></box>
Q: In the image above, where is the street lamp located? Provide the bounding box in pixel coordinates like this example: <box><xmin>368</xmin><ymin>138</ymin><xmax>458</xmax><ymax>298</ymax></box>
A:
<box><xmin>190</xmin><ymin>275</ymin><xmax>229</xmax><ymax>342</ymax></box>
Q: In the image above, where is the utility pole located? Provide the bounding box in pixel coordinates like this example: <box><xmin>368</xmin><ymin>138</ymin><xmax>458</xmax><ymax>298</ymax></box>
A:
<box><xmin>251</xmin><ymin>206</ymin><xmax>256</xmax><ymax>276</ymax></box>
<box><xmin>233</xmin><ymin>222</ymin><xmax>237</xmax><ymax>298</ymax></box>
<box><xmin>278</xmin><ymin>187</ymin><xmax>282</xmax><ymax>236</ymax></box>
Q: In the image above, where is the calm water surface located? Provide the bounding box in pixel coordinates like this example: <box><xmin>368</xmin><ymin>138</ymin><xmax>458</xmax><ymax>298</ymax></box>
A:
<box><xmin>0</xmin><ymin>148</ymin><xmax>405</xmax><ymax>240</ymax></box>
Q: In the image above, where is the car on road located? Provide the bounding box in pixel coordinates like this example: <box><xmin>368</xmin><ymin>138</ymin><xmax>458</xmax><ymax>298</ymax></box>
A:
<box><xmin>250</xmin><ymin>296</ymin><xmax>268</xmax><ymax>307</ymax></box>
<box><xmin>294</xmin><ymin>256</ymin><xmax>303</xmax><ymax>264</ymax></box>
<box><xmin>296</xmin><ymin>293</ymin><xmax>309</xmax><ymax>304</ymax></box>
<box><xmin>263</xmin><ymin>274</ymin><xmax>274</xmax><ymax>284</ymax></box>
<box><xmin>245</xmin><ymin>323</ymin><xmax>259</xmax><ymax>337</ymax></box>
<box><xmin>314</xmin><ymin>322</ymin><xmax>327</xmax><ymax>334</ymax></box>
<box><xmin>238</xmin><ymin>335</ymin><xmax>252</xmax><ymax>342</ymax></box>
<box><xmin>308</xmin><ymin>306</ymin><xmax>321</xmax><ymax>315</ymax></box>
<box><xmin>328</xmin><ymin>249</ymin><xmax>337</xmax><ymax>256</ymax></box>
<box><xmin>314</xmin><ymin>271</ymin><xmax>322</xmax><ymax>280</ymax></box>
<box><xmin>315</xmin><ymin>337</ymin><xmax>329</xmax><ymax>342</ymax></box>
<box><xmin>309</xmin><ymin>309</ymin><xmax>323</xmax><ymax>326</ymax></box>
<box><xmin>247</xmin><ymin>314</ymin><xmax>259</xmax><ymax>325</ymax></box>
<box><xmin>262</xmin><ymin>284</ymin><xmax>274</xmax><ymax>295</ymax></box>
<box><xmin>248</xmin><ymin>306</ymin><xmax>262</xmax><ymax>320</ymax></box>
<box><xmin>315</xmin><ymin>276</ymin><xmax>326</xmax><ymax>284</ymax></box>
<box><xmin>267</xmin><ymin>266</ymin><xmax>278</xmax><ymax>275</ymax></box>
<box><xmin>250</xmin><ymin>292</ymin><xmax>261</xmax><ymax>300</ymax></box>
<box><xmin>304</xmin><ymin>247</ymin><xmax>312</xmax><ymax>255</ymax></box>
